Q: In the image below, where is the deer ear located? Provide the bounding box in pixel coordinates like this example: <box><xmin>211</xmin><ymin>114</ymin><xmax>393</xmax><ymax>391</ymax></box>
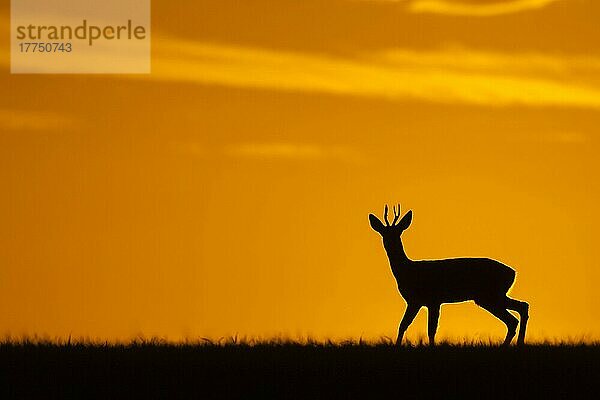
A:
<box><xmin>369</xmin><ymin>214</ymin><xmax>385</xmax><ymax>234</ymax></box>
<box><xmin>398</xmin><ymin>210</ymin><xmax>413</xmax><ymax>230</ymax></box>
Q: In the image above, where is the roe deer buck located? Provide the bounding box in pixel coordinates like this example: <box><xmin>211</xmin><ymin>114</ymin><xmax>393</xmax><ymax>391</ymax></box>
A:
<box><xmin>369</xmin><ymin>205</ymin><xmax>529</xmax><ymax>346</ymax></box>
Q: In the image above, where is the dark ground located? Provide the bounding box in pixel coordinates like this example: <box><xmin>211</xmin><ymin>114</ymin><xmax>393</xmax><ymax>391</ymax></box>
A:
<box><xmin>1</xmin><ymin>340</ymin><xmax>598</xmax><ymax>399</ymax></box>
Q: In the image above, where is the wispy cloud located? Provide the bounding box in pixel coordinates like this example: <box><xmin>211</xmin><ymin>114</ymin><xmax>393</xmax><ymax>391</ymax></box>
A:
<box><xmin>228</xmin><ymin>143</ymin><xmax>330</xmax><ymax>159</ymax></box>
<box><xmin>0</xmin><ymin>109</ymin><xmax>75</xmax><ymax>131</ymax></box>
<box><xmin>148</xmin><ymin>38</ymin><xmax>600</xmax><ymax>109</ymax></box>
<box><xmin>227</xmin><ymin>143</ymin><xmax>364</xmax><ymax>162</ymax></box>
<box><xmin>546</xmin><ymin>131</ymin><xmax>587</xmax><ymax>144</ymax></box>
<box><xmin>172</xmin><ymin>142</ymin><xmax>365</xmax><ymax>163</ymax></box>
<box><xmin>508</xmin><ymin>130</ymin><xmax>589</xmax><ymax>145</ymax></box>
<box><xmin>408</xmin><ymin>0</ymin><xmax>561</xmax><ymax>17</ymax></box>
<box><xmin>375</xmin><ymin>47</ymin><xmax>600</xmax><ymax>81</ymax></box>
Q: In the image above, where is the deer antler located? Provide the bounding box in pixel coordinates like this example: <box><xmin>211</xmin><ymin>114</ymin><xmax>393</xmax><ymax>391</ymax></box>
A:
<box><xmin>384</xmin><ymin>205</ymin><xmax>390</xmax><ymax>226</ymax></box>
<box><xmin>392</xmin><ymin>204</ymin><xmax>401</xmax><ymax>225</ymax></box>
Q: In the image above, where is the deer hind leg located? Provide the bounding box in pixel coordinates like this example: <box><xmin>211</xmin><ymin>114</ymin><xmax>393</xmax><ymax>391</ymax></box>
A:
<box><xmin>504</xmin><ymin>297</ymin><xmax>529</xmax><ymax>345</ymax></box>
<box><xmin>477</xmin><ymin>301</ymin><xmax>518</xmax><ymax>346</ymax></box>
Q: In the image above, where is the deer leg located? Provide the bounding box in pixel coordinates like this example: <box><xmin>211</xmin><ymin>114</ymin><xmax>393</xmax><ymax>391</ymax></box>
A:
<box><xmin>478</xmin><ymin>302</ymin><xmax>518</xmax><ymax>346</ymax></box>
<box><xmin>427</xmin><ymin>304</ymin><xmax>441</xmax><ymax>346</ymax></box>
<box><xmin>396</xmin><ymin>304</ymin><xmax>420</xmax><ymax>346</ymax></box>
<box><xmin>505</xmin><ymin>297</ymin><xmax>529</xmax><ymax>345</ymax></box>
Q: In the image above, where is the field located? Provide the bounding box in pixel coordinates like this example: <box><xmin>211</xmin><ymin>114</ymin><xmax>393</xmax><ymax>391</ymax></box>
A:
<box><xmin>1</xmin><ymin>339</ymin><xmax>598</xmax><ymax>399</ymax></box>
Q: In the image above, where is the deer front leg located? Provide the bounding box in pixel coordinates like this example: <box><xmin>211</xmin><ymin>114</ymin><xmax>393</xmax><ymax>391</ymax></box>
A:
<box><xmin>427</xmin><ymin>304</ymin><xmax>441</xmax><ymax>346</ymax></box>
<box><xmin>396</xmin><ymin>303</ymin><xmax>420</xmax><ymax>346</ymax></box>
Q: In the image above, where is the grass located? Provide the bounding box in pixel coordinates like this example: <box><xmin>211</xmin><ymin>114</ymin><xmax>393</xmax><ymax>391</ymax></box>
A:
<box><xmin>1</xmin><ymin>337</ymin><xmax>598</xmax><ymax>399</ymax></box>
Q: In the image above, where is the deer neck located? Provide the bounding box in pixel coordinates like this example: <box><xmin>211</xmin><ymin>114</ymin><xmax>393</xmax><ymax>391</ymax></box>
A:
<box><xmin>384</xmin><ymin>238</ymin><xmax>411</xmax><ymax>268</ymax></box>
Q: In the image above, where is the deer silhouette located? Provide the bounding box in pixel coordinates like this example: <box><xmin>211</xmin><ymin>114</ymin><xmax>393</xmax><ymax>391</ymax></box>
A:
<box><xmin>369</xmin><ymin>204</ymin><xmax>529</xmax><ymax>346</ymax></box>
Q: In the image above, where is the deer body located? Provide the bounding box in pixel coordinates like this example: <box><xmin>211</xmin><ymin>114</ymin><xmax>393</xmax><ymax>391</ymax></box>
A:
<box><xmin>370</xmin><ymin>205</ymin><xmax>529</xmax><ymax>346</ymax></box>
<box><xmin>392</xmin><ymin>257</ymin><xmax>515</xmax><ymax>305</ymax></box>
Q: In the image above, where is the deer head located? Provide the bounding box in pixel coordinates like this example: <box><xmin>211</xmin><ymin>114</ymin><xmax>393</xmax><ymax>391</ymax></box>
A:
<box><xmin>369</xmin><ymin>204</ymin><xmax>413</xmax><ymax>249</ymax></box>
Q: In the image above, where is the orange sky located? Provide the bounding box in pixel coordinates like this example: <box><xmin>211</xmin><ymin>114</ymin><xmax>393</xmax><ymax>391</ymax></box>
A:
<box><xmin>1</xmin><ymin>0</ymin><xmax>599</xmax><ymax>343</ymax></box>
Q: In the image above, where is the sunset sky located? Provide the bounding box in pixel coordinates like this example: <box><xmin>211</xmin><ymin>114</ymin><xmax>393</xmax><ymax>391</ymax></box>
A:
<box><xmin>1</xmin><ymin>0</ymin><xmax>599</xmax><ymax>343</ymax></box>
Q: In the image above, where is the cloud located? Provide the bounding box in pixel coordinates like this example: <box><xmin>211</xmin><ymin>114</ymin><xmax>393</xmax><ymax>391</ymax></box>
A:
<box><xmin>172</xmin><ymin>142</ymin><xmax>365</xmax><ymax>163</ymax></box>
<box><xmin>408</xmin><ymin>0</ymin><xmax>561</xmax><ymax>16</ymax></box>
<box><xmin>506</xmin><ymin>130</ymin><xmax>588</xmax><ymax>145</ymax></box>
<box><xmin>537</xmin><ymin>131</ymin><xmax>588</xmax><ymax>144</ymax></box>
<box><xmin>170</xmin><ymin>141</ymin><xmax>207</xmax><ymax>157</ymax></box>
<box><xmin>546</xmin><ymin>131</ymin><xmax>587</xmax><ymax>144</ymax></box>
<box><xmin>0</xmin><ymin>109</ymin><xmax>75</xmax><ymax>131</ymax></box>
<box><xmin>375</xmin><ymin>46</ymin><xmax>600</xmax><ymax>78</ymax></box>
<box><xmin>228</xmin><ymin>143</ymin><xmax>329</xmax><ymax>159</ymax></box>
<box><xmin>227</xmin><ymin>143</ymin><xmax>364</xmax><ymax>162</ymax></box>
<box><xmin>147</xmin><ymin>38</ymin><xmax>600</xmax><ymax>109</ymax></box>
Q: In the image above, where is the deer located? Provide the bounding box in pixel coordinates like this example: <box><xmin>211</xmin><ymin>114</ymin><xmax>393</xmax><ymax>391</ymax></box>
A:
<box><xmin>369</xmin><ymin>204</ymin><xmax>529</xmax><ymax>346</ymax></box>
